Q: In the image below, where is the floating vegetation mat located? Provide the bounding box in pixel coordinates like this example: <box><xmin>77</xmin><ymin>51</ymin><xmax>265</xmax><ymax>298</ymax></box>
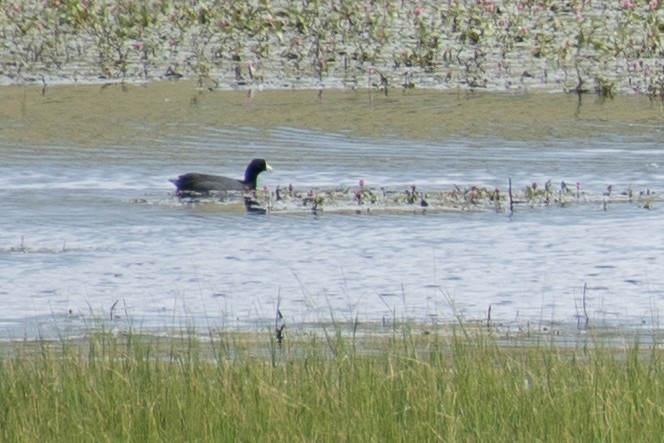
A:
<box><xmin>136</xmin><ymin>180</ymin><xmax>660</xmax><ymax>215</ymax></box>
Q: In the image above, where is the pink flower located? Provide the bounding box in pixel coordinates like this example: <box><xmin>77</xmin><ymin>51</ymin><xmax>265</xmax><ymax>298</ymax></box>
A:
<box><xmin>622</xmin><ymin>0</ymin><xmax>635</xmax><ymax>9</ymax></box>
<box><xmin>478</xmin><ymin>0</ymin><xmax>496</xmax><ymax>13</ymax></box>
<box><xmin>649</xmin><ymin>0</ymin><xmax>659</xmax><ymax>9</ymax></box>
<box><xmin>134</xmin><ymin>41</ymin><xmax>144</xmax><ymax>51</ymax></box>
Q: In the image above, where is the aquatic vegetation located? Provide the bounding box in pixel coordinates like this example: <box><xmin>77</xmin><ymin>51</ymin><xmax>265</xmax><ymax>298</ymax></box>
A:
<box><xmin>170</xmin><ymin>178</ymin><xmax>659</xmax><ymax>215</ymax></box>
<box><xmin>1</xmin><ymin>0</ymin><xmax>662</xmax><ymax>96</ymax></box>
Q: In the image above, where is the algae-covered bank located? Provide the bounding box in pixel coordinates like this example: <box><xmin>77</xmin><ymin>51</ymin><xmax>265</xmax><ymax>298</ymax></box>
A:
<box><xmin>1</xmin><ymin>81</ymin><xmax>663</xmax><ymax>147</ymax></box>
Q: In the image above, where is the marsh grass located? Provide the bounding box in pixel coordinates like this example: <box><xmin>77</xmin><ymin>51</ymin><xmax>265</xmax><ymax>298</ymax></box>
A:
<box><xmin>1</xmin><ymin>325</ymin><xmax>664</xmax><ymax>442</ymax></box>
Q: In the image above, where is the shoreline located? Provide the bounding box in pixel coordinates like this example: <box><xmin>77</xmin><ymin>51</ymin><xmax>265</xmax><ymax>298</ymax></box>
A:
<box><xmin>1</xmin><ymin>80</ymin><xmax>663</xmax><ymax>147</ymax></box>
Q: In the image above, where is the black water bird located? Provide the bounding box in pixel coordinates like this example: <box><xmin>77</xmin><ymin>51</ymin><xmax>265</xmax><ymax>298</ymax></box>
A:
<box><xmin>170</xmin><ymin>159</ymin><xmax>272</xmax><ymax>196</ymax></box>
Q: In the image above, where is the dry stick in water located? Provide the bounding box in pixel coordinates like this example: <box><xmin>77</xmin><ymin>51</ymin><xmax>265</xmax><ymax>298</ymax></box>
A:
<box><xmin>508</xmin><ymin>178</ymin><xmax>514</xmax><ymax>213</ymax></box>
<box><xmin>275</xmin><ymin>295</ymin><xmax>285</xmax><ymax>348</ymax></box>
<box><xmin>582</xmin><ymin>282</ymin><xmax>589</xmax><ymax>329</ymax></box>
<box><xmin>110</xmin><ymin>300</ymin><xmax>119</xmax><ymax>321</ymax></box>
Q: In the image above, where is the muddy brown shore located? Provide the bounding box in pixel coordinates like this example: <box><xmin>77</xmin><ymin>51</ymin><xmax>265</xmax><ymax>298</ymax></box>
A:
<box><xmin>1</xmin><ymin>81</ymin><xmax>662</xmax><ymax>147</ymax></box>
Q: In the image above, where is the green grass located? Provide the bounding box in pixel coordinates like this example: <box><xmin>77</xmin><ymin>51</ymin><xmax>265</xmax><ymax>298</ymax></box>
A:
<box><xmin>1</xmin><ymin>326</ymin><xmax>663</xmax><ymax>442</ymax></box>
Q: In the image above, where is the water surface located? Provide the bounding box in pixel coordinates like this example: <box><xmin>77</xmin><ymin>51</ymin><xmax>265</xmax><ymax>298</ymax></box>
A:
<box><xmin>1</xmin><ymin>83</ymin><xmax>663</xmax><ymax>339</ymax></box>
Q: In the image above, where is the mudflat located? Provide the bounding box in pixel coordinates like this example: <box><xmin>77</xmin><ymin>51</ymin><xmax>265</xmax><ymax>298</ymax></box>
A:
<box><xmin>1</xmin><ymin>81</ymin><xmax>662</xmax><ymax>147</ymax></box>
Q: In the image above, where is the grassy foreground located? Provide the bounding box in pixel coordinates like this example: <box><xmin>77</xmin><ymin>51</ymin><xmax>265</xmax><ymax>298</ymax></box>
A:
<box><xmin>1</xmin><ymin>326</ymin><xmax>663</xmax><ymax>442</ymax></box>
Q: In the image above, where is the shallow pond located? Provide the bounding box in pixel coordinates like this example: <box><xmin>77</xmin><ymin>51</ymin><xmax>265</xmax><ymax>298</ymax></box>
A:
<box><xmin>1</xmin><ymin>82</ymin><xmax>663</xmax><ymax>339</ymax></box>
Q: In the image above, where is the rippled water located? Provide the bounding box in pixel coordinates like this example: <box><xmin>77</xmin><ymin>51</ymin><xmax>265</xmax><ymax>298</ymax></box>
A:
<box><xmin>1</xmin><ymin>86</ymin><xmax>663</xmax><ymax>339</ymax></box>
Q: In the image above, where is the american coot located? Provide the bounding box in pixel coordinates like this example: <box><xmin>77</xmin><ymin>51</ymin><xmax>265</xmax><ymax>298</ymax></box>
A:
<box><xmin>170</xmin><ymin>158</ymin><xmax>272</xmax><ymax>196</ymax></box>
